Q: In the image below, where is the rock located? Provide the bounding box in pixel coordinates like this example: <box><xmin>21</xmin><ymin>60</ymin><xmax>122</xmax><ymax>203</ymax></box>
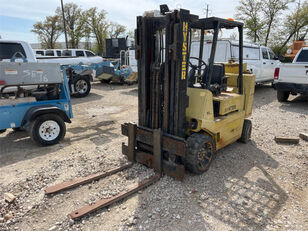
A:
<box><xmin>176</xmin><ymin>215</ymin><xmax>180</xmax><ymax>219</ymax></box>
<box><xmin>4</xmin><ymin>193</ymin><xmax>16</xmax><ymax>203</ymax></box>
<box><xmin>48</xmin><ymin>226</ymin><xmax>57</xmax><ymax>231</ymax></box>
<box><xmin>4</xmin><ymin>212</ymin><xmax>13</xmax><ymax>221</ymax></box>
<box><xmin>299</xmin><ymin>132</ymin><xmax>308</xmax><ymax>142</ymax></box>
<box><xmin>69</xmin><ymin>219</ymin><xmax>74</xmax><ymax>226</ymax></box>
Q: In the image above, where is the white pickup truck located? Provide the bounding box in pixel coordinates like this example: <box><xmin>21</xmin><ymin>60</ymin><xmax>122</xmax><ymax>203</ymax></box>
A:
<box><xmin>37</xmin><ymin>49</ymin><xmax>103</xmax><ymax>65</ymax></box>
<box><xmin>274</xmin><ymin>47</ymin><xmax>308</xmax><ymax>102</ymax></box>
<box><xmin>0</xmin><ymin>40</ymin><xmax>101</xmax><ymax>97</ymax></box>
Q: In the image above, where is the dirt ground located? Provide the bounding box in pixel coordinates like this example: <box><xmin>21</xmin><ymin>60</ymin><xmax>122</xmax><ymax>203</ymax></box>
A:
<box><xmin>0</xmin><ymin>82</ymin><xmax>307</xmax><ymax>231</ymax></box>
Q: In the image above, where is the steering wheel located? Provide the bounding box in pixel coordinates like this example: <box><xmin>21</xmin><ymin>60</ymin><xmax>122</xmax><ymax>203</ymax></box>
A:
<box><xmin>188</xmin><ymin>57</ymin><xmax>207</xmax><ymax>71</ymax></box>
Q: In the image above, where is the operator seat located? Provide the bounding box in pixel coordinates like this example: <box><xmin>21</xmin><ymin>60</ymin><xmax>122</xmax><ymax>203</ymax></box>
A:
<box><xmin>201</xmin><ymin>63</ymin><xmax>228</xmax><ymax>95</ymax></box>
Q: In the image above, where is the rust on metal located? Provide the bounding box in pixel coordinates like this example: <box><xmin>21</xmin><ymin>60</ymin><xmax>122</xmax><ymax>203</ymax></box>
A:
<box><xmin>153</xmin><ymin>128</ymin><xmax>162</xmax><ymax>173</ymax></box>
<box><xmin>127</xmin><ymin>123</ymin><xmax>137</xmax><ymax>162</ymax></box>
<box><xmin>45</xmin><ymin>163</ymin><xmax>133</xmax><ymax>195</ymax></box>
<box><xmin>69</xmin><ymin>174</ymin><xmax>161</xmax><ymax>219</ymax></box>
<box><xmin>121</xmin><ymin>123</ymin><xmax>186</xmax><ymax>157</ymax></box>
<box><xmin>122</xmin><ymin>146</ymin><xmax>185</xmax><ymax>180</ymax></box>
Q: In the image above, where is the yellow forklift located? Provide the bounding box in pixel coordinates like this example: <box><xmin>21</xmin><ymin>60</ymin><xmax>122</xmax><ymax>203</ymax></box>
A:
<box><xmin>44</xmin><ymin>5</ymin><xmax>256</xmax><ymax>220</ymax></box>
<box><xmin>122</xmin><ymin>5</ymin><xmax>256</xmax><ymax>179</ymax></box>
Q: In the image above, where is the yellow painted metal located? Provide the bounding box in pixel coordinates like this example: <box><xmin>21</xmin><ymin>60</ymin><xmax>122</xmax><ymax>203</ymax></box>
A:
<box><xmin>185</xmin><ymin>62</ymin><xmax>255</xmax><ymax>150</ymax></box>
<box><xmin>213</xmin><ymin>92</ymin><xmax>244</xmax><ymax>116</ymax></box>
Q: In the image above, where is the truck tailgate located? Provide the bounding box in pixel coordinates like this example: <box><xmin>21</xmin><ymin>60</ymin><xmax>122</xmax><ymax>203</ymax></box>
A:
<box><xmin>279</xmin><ymin>64</ymin><xmax>308</xmax><ymax>84</ymax></box>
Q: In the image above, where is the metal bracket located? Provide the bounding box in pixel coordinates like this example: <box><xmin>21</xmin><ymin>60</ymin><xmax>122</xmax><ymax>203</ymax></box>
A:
<box><xmin>127</xmin><ymin>123</ymin><xmax>137</xmax><ymax>162</ymax></box>
<box><xmin>153</xmin><ymin>128</ymin><xmax>162</xmax><ymax>173</ymax></box>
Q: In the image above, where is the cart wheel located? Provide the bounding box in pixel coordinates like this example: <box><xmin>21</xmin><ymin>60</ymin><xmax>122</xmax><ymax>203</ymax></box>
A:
<box><xmin>239</xmin><ymin>119</ymin><xmax>252</xmax><ymax>143</ymax></box>
<box><xmin>0</xmin><ymin>129</ymin><xmax>6</xmax><ymax>134</ymax></box>
<box><xmin>185</xmin><ymin>133</ymin><xmax>216</xmax><ymax>174</ymax></box>
<box><xmin>29</xmin><ymin>114</ymin><xmax>66</xmax><ymax>146</ymax></box>
<box><xmin>73</xmin><ymin>75</ymin><xmax>91</xmax><ymax>98</ymax></box>
<box><xmin>277</xmin><ymin>90</ymin><xmax>289</xmax><ymax>102</ymax></box>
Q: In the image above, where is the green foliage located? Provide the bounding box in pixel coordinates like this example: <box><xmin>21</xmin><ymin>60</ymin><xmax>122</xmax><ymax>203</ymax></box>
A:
<box><xmin>83</xmin><ymin>7</ymin><xmax>109</xmax><ymax>53</ymax></box>
<box><xmin>236</xmin><ymin>0</ymin><xmax>308</xmax><ymax>54</ymax></box>
<box><xmin>31</xmin><ymin>15</ymin><xmax>62</xmax><ymax>49</ymax></box>
<box><xmin>56</xmin><ymin>3</ymin><xmax>86</xmax><ymax>48</ymax></box>
<box><xmin>236</xmin><ymin>0</ymin><xmax>265</xmax><ymax>43</ymax></box>
<box><xmin>32</xmin><ymin>2</ymin><xmax>127</xmax><ymax>52</ymax></box>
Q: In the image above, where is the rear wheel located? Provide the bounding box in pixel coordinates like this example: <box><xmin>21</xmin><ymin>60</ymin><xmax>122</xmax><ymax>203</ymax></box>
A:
<box><xmin>185</xmin><ymin>133</ymin><xmax>216</xmax><ymax>174</ymax></box>
<box><xmin>73</xmin><ymin>75</ymin><xmax>91</xmax><ymax>98</ymax></box>
<box><xmin>29</xmin><ymin>114</ymin><xmax>66</xmax><ymax>146</ymax></box>
<box><xmin>277</xmin><ymin>90</ymin><xmax>289</xmax><ymax>102</ymax></box>
<box><xmin>239</xmin><ymin>119</ymin><xmax>252</xmax><ymax>143</ymax></box>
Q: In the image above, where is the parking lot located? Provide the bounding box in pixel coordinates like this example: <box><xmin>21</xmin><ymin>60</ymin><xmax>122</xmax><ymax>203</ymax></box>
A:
<box><xmin>0</xmin><ymin>83</ymin><xmax>307</xmax><ymax>231</ymax></box>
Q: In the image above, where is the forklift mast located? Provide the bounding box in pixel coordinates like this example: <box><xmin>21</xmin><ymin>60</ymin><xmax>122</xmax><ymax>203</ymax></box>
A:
<box><xmin>122</xmin><ymin>5</ymin><xmax>245</xmax><ymax>179</ymax></box>
<box><xmin>135</xmin><ymin>6</ymin><xmax>244</xmax><ymax>137</ymax></box>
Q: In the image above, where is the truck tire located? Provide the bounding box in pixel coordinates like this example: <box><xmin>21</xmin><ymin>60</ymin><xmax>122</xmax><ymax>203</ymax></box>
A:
<box><xmin>239</xmin><ymin>119</ymin><xmax>252</xmax><ymax>143</ymax></box>
<box><xmin>73</xmin><ymin>75</ymin><xmax>91</xmax><ymax>98</ymax></box>
<box><xmin>29</xmin><ymin>114</ymin><xmax>66</xmax><ymax>146</ymax></box>
<box><xmin>185</xmin><ymin>133</ymin><xmax>216</xmax><ymax>174</ymax></box>
<box><xmin>277</xmin><ymin>90</ymin><xmax>289</xmax><ymax>102</ymax></box>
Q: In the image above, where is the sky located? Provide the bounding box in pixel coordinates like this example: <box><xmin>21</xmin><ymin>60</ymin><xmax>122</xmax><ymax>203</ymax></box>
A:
<box><xmin>0</xmin><ymin>0</ymin><xmax>240</xmax><ymax>43</ymax></box>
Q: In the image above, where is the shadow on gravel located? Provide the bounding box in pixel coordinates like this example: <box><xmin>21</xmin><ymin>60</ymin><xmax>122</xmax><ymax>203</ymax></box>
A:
<box><xmin>126</xmin><ymin>139</ymin><xmax>288</xmax><ymax>230</ymax></box>
<box><xmin>71</xmin><ymin>92</ymin><xmax>104</xmax><ymax>106</ymax></box>
<box><xmin>189</xmin><ymin>141</ymin><xmax>288</xmax><ymax>230</ymax></box>
<box><xmin>254</xmin><ymin>84</ymin><xmax>276</xmax><ymax>108</ymax></box>
<box><xmin>0</xmin><ymin>130</ymin><xmax>71</xmax><ymax>168</ymax></box>
<box><xmin>69</xmin><ymin>120</ymin><xmax>118</xmax><ymax>146</ymax></box>
<box><xmin>279</xmin><ymin>95</ymin><xmax>308</xmax><ymax>116</ymax></box>
<box><xmin>0</xmin><ymin>120</ymin><xmax>118</xmax><ymax>168</ymax></box>
<box><xmin>91</xmin><ymin>82</ymin><xmax>137</xmax><ymax>92</ymax></box>
<box><xmin>120</xmin><ymin>88</ymin><xmax>138</xmax><ymax>96</ymax></box>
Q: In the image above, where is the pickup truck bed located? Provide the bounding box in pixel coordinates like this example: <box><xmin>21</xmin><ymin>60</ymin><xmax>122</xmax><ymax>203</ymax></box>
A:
<box><xmin>274</xmin><ymin>49</ymin><xmax>308</xmax><ymax>102</ymax></box>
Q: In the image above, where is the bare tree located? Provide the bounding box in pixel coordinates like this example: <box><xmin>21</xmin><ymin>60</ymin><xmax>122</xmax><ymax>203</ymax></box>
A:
<box><xmin>56</xmin><ymin>3</ymin><xmax>86</xmax><ymax>48</ymax></box>
<box><xmin>108</xmin><ymin>22</ymin><xmax>126</xmax><ymax>38</ymax></box>
<box><xmin>262</xmin><ymin>0</ymin><xmax>294</xmax><ymax>46</ymax></box>
<box><xmin>276</xmin><ymin>1</ymin><xmax>308</xmax><ymax>54</ymax></box>
<box><xmin>32</xmin><ymin>16</ymin><xmax>62</xmax><ymax>49</ymax></box>
<box><xmin>236</xmin><ymin>0</ymin><xmax>265</xmax><ymax>43</ymax></box>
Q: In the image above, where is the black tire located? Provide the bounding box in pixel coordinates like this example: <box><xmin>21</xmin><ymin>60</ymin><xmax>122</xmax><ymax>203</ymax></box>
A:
<box><xmin>277</xmin><ymin>90</ymin><xmax>289</xmax><ymax>102</ymax></box>
<box><xmin>73</xmin><ymin>75</ymin><xmax>91</xmax><ymax>98</ymax></box>
<box><xmin>0</xmin><ymin>129</ymin><xmax>6</xmax><ymax>134</ymax></box>
<box><xmin>29</xmin><ymin>114</ymin><xmax>66</xmax><ymax>146</ymax></box>
<box><xmin>239</xmin><ymin>119</ymin><xmax>252</xmax><ymax>143</ymax></box>
<box><xmin>185</xmin><ymin>133</ymin><xmax>216</xmax><ymax>174</ymax></box>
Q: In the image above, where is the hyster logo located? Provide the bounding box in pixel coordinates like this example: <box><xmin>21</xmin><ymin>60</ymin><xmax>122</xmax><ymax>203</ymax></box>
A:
<box><xmin>181</xmin><ymin>22</ymin><xmax>188</xmax><ymax>80</ymax></box>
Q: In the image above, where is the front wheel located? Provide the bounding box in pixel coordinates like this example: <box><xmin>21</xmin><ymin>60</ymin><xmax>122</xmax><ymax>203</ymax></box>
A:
<box><xmin>73</xmin><ymin>75</ymin><xmax>91</xmax><ymax>98</ymax></box>
<box><xmin>239</xmin><ymin>119</ymin><xmax>252</xmax><ymax>143</ymax></box>
<box><xmin>29</xmin><ymin>114</ymin><xmax>66</xmax><ymax>146</ymax></box>
<box><xmin>277</xmin><ymin>90</ymin><xmax>289</xmax><ymax>102</ymax></box>
<box><xmin>185</xmin><ymin>133</ymin><xmax>216</xmax><ymax>174</ymax></box>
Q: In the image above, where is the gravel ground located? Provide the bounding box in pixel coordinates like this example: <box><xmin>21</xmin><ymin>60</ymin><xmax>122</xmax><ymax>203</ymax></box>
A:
<box><xmin>0</xmin><ymin>83</ymin><xmax>307</xmax><ymax>231</ymax></box>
